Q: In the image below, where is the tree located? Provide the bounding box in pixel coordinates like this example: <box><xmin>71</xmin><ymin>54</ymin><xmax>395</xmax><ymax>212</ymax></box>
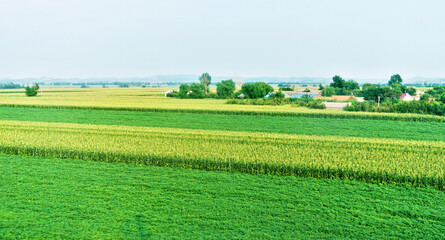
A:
<box><xmin>362</xmin><ymin>84</ymin><xmax>402</xmax><ymax>101</ymax></box>
<box><xmin>406</xmin><ymin>87</ymin><xmax>417</xmax><ymax>96</ymax></box>
<box><xmin>420</xmin><ymin>93</ymin><xmax>431</xmax><ymax>102</ymax></box>
<box><xmin>216</xmin><ymin>79</ymin><xmax>236</xmax><ymax>98</ymax></box>
<box><xmin>426</xmin><ymin>86</ymin><xmax>445</xmax><ymax>98</ymax></box>
<box><xmin>439</xmin><ymin>93</ymin><xmax>445</xmax><ymax>103</ymax></box>
<box><xmin>189</xmin><ymin>83</ymin><xmax>206</xmax><ymax>99</ymax></box>
<box><xmin>25</xmin><ymin>83</ymin><xmax>39</xmax><ymax>97</ymax></box>
<box><xmin>388</xmin><ymin>74</ymin><xmax>403</xmax><ymax>87</ymax></box>
<box><xmin>241</xmin><ymin>82</ymin><xmax>273</xmax><ymax>99</ymax></box>
<box><xmin>344</xmin><ymin>80</ymin><xmax>360</xmax><ymax>91</ymax></box>
<box><xmin>178</xmin><ymin>83</ymin><xmax>190</xmax><ymax>98</ymax></box>
<box><xmin>321</xmin><ymin>86</ymin><xmax>335</xmax><ymax>97</ymax></box>
<box><xmin>199</xmin><ymin>73</ymin><xmax>211</xmax><ymax>93</ymax></box>
<box><xmin>318</xmin><ymin>83</ymin><xmax>324</xmax><ymax>90</ymax></box>
<box><xmin>330</xmin><ymin>75</ymin><xmax>345</xmax><ymax>88</ymax></box>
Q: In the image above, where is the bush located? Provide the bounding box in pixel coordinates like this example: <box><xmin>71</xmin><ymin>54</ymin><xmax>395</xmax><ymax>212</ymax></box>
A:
<box><xmin>279</xmin><ymin>87</ymin><xmax>294</xmax><ymax>91</ymax></box>
<box><xmin>344</xmin><ymin>99</ymin><xmax>445</xmax><ymax>116</ymax></box>
<box><xmin>25</xmin><ymin>84</ymin><xmax>40</xmax><ymax>97</ymax></box>
<box><xmin>166</xmin><ymin>91</ymin><xmax>179</xmax><ymax>98</ymax></box>
<box><xmin>308</xmin><ymin>100</ymin><xmax>326</xmax><ymax>109</ymax></box>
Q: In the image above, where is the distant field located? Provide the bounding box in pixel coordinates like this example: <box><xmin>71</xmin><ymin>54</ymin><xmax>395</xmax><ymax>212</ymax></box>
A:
<box><xmin>2</xmin><ymin>87</ymin><xmax>444</xmax><ymax>122</ymax></box>
<box><xmin>1</xmin><ymin>107</ymin><xmax>445</xmax><ymax>141</ymax></box>
<box><xmin>1</xmin><ymin>154</ymin><xmax>444</xmax><ymax>239</ymax></box>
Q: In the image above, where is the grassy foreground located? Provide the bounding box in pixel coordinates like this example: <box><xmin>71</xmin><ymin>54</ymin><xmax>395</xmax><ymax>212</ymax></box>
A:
<box><xmin>1</xmin><ymin>120</ymin><xmax>444</xmax><ymax>189</ymax></box>
<box><xmin>1</xmin><ymin>153</ymin><xmax>444</xmax><ymax>239</ymax></box>
<box><xmin>1</xmin><ymin>107</ymin><xmax>445</xmax><ymax>141</ymax></box>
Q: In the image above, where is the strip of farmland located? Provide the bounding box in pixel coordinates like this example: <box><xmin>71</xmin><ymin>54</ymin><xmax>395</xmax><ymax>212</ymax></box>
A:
<box><xmin>1</xmin><ymin>107</ymin><xmax>445</xmax><ymax>141</ymax></box>
<box><xmin>0</xmin><ymin>120</ymin><xmax>443</xmax><ymax>189</ymax></box>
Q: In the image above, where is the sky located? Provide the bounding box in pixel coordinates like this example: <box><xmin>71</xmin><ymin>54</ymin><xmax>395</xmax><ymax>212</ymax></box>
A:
<box><xmin>1</xmin><ymin>0</ymin><xmax>444</xmax><ymax>79</ymax></box>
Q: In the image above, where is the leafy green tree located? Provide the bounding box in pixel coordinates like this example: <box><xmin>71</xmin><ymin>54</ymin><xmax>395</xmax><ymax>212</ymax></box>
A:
<box><xmin>406</xmin><ymin>87</ymin><xmax>417</xmax><ymax>96</ymax></box>
<box><xmin>330</xmin><ymin>75</ymin><xmax>345</xmax><ymax>88</ymax></box>
<box><xmin>328</xmin><ymin>76</ymin><xmax>359</xmax><ymax>95</ymax></box>
<box><xmin>388</xmin><ymin>74</ymin><xmax>403</xmax><ymax>87</ymax></box>
<box><xmin>216</xmin><ymin>79</ymin><xmax>236</xmax><ymax>98</ymax></box>
<box><xmin>189</xmin><ymin>83</ymin><xmax>206</xmax><ymax>99</ymax></box>
<box><xmin>178</xmin><ymin>83</ymin><xmax>190</xmax><ymax>98</ymax></box>
<box><xmin>199</xmin><ymin>73</ymin><xmax>211</xmax><ymax>93</ymax></box>
<box><xmin>25</xmin><ymin>83</ymin><xmax>40</xmax><ymax>97</ymax></box>
<box><xmin>391</xmin><ymin>83</ymin><xmax>407</xmax><ymax>94</ymax></box>
<box><xmin>318</xmin><ymin>83</ymin><xmax>324</xmax><ymax>90</ymax></box>
<box><xmin>426</xmin><ymin>86</ymin><xmax>445</xmax><ymax>98</ymax></box>
<box><xmin>439</xmin><ymin>93</ymin><xmax>445</xmax><ymax>103</ymax></box>
<box><xmin>362</xmin><ymin>84</ymin><xmax>402</xmax><ymax>101</ymax></box>
<box><xmin>420</xmin><ymin>93</ymin><xmax>431</xmax><ymax>102</ymax></box>
<box><xmin>241</xmin><ymin>82</ymin><xmax>273</xmax><ymax>99</ymax></box>
<box><xmin>344</xmin><ymin>80</ymin><xmax>360</xmax><ymax>91</ymax></box>
<box><xmin>321</xmin><ymin>86</ymin><xmax>335</xmax><ymax>97</ymax></box>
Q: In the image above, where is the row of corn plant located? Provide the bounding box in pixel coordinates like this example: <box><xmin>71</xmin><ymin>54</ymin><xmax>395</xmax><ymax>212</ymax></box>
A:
<box><xmin>0</xmin><ymin>120</ymin><xmax>443</xmax><ymax>190</ymax></box>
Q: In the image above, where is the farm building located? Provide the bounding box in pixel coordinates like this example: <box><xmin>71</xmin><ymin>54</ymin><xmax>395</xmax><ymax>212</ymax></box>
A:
<box><xmin>265</xmin><ymin>92</ymin><xmax>318</xmax><ymax>99</ymax></box>
<box><xmin>400</xmin><ymin>93</ymin><xmax>414</xmax><ymax>101</ymax></box>
<box><xmin>280</xmin><ymin>89</ymin><xmax>321</xmax><ymax>98</ymax></box>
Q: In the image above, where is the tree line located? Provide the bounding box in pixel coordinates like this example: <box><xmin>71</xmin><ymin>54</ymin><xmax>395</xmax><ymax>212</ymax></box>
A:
<box><xmin>167</xmin><ymin>73</ymin><xmax>276</xmax><ymax>99</ymax></box>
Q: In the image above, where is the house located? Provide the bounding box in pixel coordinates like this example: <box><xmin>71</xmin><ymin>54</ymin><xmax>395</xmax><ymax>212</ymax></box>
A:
<box><xmin>264</xmin><ymin>92</ymin><xmax>276</xmax><ymax>98</ymax></box>
<box><xmin>291</xmin><ymin>93</ymin><xmax>318</xmax><ymax>99</ymax></box>
<box><xmin>281</xmin><ymin>89</ymin><xmax>322</xmax><ymax>98</ymax></box>
<box><xmin>400</xmin><ymin>93</ymin><xmax>414</xmax><ymax>101</ymax></box>
<box><xmin>413</xmin><ymin>91</ymin><xmax>424</xmax><ymax>101</ymax></box>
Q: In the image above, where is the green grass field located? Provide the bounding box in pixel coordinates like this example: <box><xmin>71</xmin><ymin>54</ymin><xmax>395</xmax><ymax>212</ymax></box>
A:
<box><xmin>2</xmin><ymin>154</ymin><xmax>444</xmax><ymax>239</ymax></box>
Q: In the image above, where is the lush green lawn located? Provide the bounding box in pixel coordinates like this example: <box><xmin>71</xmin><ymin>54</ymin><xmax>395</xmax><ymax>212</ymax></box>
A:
<box><xmin>1</xmin><ymin>153</ymin><xmax>444</xmax><ymax>239</ymax></box>
<box><xmin>2</xmin><ymin>107</ymin><xmax>445</xmax><ymax>141</ymax></box>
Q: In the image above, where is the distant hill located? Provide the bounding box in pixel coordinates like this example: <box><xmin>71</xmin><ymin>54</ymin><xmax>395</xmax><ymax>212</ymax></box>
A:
<box><xmin>1</xmin><ymin>75</ymin><xmax>444</xmax><ymax>85</ymax></box>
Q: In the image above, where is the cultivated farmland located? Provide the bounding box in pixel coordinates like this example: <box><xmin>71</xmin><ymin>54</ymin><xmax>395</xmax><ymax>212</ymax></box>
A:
<box><xmin>1</xmin><ymin>87</ymin><xmax>444</xmax><ymax>239</ymax></box>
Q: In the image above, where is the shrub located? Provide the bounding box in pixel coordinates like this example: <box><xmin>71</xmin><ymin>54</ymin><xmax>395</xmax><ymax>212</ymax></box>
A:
<box><xmin>25</xmin><ymin>84</ymin><xmax>40</xmax><ymax>97</ymax></box>
<box><xmin>166</xmin><ymin>91</ymin><xmax>179</xmax><ymax>98</ymax></box>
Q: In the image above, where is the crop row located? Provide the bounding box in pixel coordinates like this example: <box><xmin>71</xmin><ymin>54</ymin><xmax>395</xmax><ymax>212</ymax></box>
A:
<box><xmin>1</xmin><ymin>103</ymin><xmax>445</xmax><ymax>122</ymax></box>
<box><xmin>1</xmin><ymin>120</ymin><xmax>444</xmax><ymax>189</ymax></box>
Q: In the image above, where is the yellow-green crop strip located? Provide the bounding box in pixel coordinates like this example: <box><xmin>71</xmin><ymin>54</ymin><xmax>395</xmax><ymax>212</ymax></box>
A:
<box><xmin>1</xmin><ymin>120</ymin><xmax>443</xmax><ymax>189</ymax></box>
<box><xmin>2</xmin><ymin>87</ymin><xmax>445</xmax><ymax>122</ymax></box>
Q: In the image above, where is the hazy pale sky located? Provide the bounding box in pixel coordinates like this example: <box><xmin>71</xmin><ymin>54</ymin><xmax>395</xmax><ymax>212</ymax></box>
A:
<box><xmin>1</xmin><ymin>0</ymin><xmax>444</xmax><ymax>79</ymax></box>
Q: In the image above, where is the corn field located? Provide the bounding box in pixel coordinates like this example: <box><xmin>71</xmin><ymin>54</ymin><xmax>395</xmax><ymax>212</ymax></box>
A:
<box><xmin>1</xmin><ymin>120</ymin><xmax>443</xmax><ymax>190</ymax></box>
